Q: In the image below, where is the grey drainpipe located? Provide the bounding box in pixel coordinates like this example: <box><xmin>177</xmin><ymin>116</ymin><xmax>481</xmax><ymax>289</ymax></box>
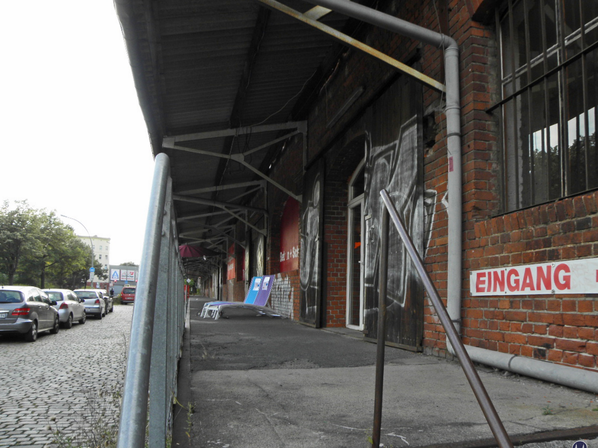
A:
<box><xmin>300</xmin><ymin>0</ymin><xmax>598</xmax><ymax>394</ymax></box>
<box><xmin>302</xmin><ymin>0</ymin><xmax>463</xmax><ymax>333</ymax></box>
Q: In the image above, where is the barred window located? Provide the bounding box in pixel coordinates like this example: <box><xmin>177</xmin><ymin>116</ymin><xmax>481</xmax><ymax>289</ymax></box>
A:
<box><xmin>494</xmin><ymin>0</ymin><xmax>598</xmax><ymax>212</ymax></box>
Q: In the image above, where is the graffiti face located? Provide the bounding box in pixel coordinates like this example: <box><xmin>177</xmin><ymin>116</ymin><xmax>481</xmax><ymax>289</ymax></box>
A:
<box><xmin>300</xmin><ymin>164</ymin><xmax>324</xmax><ymax>325</ymax></box>
<box><xmin>256</xmin><ymin>236</ymin><xmax>264</xmax><ymax>277</ymax></box>
<box><xmin>300</xmin><ymin>174</ymin><xmax>321</xmax><ymax>293</ymax></box>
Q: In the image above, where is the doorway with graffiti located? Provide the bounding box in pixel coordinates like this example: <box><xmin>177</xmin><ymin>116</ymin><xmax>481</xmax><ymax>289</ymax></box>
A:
<box><xmin>361</xmin><ymin>75</ymin><xmax>425</xmax><ymax>350</ymax></box>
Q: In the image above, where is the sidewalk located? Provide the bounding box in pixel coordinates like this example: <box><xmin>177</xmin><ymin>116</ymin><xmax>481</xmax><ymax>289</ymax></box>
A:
<box><xmin>173</xmin><ymin>297</ymin><xmax>598</xmax><ymax>448</ymax></box>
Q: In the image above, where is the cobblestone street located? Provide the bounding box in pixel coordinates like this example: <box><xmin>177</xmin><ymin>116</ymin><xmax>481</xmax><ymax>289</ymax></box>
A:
<box><xmin>0</xmin><ymin>305</ymin><xmax>133</xmax><ymax>448</ymax></box>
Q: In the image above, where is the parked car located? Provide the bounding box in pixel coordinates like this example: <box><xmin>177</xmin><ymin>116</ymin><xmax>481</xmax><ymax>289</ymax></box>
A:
<box><xmin>85</xmin><ymin>289</ymin><xmax>113</xmax><ymax>314</ymax></box>
<box><xmin>43</xmin><ymin>289</ymin><xmax>86</xmax><ymax>328</ymax></box>
<box><xmin>120</xmin><ymin>286</ymin><xmax>136</xmax><ymax>304</ymax></box>
<box><xmin>74</xmin><ymin>289</ymin><xmax>106</xmax><ymax>319</ymax></box>
<box><xmin>94</xmin><ymin>289</ymin><xmax>113</xmax><ymax>314</ymax></box>
<box><xmin>0</xmin><ymin>285</ymin><xmax>60</xmax><ymax>342</ymax></box>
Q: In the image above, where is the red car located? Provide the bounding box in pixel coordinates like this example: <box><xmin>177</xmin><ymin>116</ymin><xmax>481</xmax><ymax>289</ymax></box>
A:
<box><xmin>120</xmin><ymin>286</ymin><xmax>136</xmax><ymax>304</ymax></box>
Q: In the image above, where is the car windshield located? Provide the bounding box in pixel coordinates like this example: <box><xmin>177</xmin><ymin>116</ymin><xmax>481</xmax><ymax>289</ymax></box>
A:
<box><xmin>46</xmin><ymin>292</ymin><xmax>63</xmax><ymax>301</ymax></box>
<box><xmin>0</xmin><ymin>291</ymin><xmax>24</xmax><ymax>303</ymax></box>
<box><xmin>123</xmin><ymin>288</ymin><xmax>135</xmax><ymax>294</ymax></box>
<box><xmin>75</xmin><ymin>291</ymin><xmax>97</xmax><ymax>299</ymax></box>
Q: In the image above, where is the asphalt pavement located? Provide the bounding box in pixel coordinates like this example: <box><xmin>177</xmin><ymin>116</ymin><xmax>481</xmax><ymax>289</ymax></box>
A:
<box><xmin>173</xmin><ymin>297</ymin><xmax>598</xmax><ymax>448</ymax></box>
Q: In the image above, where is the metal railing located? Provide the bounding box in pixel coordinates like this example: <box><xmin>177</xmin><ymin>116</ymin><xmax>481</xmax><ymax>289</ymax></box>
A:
<box><xmin>117</xmin><ymin>153</ymin><xmax>187</xmax><ymax>448</ymax></box>
<box><xmin>373</xmin><ymin>189</ymin><xmax>513</xmax><ymax>448</ymax></box>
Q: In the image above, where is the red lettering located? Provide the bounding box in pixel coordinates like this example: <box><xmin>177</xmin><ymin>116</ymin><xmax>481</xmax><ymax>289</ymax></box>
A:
<box><xmin>554</xmin><ymin>264</ymin><xmax>571</xmax><ymax>290</ymax></box>
<box><xmin>507</xmin><ymin>269</ymin><xmax>520</xmax><ymax>292</ymax></box>
<box><xmin>492</xmin><ymin>270</ymin><xmax>505</xmax><ymax>292</ymax></box>
<box><xmin>536</xmin><ymin>265</ymin><xmax>552</xmax><ymax>291</ymax></box>
<box><xmin>476</xmin><ymin>272</ymin><xmax>487</xmax><ymax>293</ymax></box>
<box><xmin>521</xmin><ymin>267</ymin><xmax>534</xmax><ymax>291</ymax></box>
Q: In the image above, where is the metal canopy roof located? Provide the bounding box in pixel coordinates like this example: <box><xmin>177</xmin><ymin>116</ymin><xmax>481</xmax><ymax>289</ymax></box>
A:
<box><xmin>114</xmin><ymin>0</ymin><xmax>377</xmax><ymax>274</ymax></box>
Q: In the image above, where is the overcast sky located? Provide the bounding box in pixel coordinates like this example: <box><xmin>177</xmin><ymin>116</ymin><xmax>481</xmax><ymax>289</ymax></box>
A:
<box><xmin>0</xmin><ymin>1</ymin><xmax>155</xmax><ymax>266</ymax></box>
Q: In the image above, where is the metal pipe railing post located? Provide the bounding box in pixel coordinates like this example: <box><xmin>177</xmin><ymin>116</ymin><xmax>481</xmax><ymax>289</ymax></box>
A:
<box><xmin>148</xmin><ymin>177</ymin><xmax>173</xmax><ymax>447</ymax></box>
<box><xmin>372</xmin><ymin>207</ymin><xmax>389</xmax><ymax>447</ymax></box>
<box><xmin>117</xmin><ymin>153</ymin><xmax>171</xmax><ymax>448</ymax></box>
<box><xmin>380</xmin><ymin>189</ymin><xmax>513</xmax><ymax>448</ymax></box>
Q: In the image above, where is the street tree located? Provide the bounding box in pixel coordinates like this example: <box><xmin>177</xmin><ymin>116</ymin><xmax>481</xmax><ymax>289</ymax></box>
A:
<box><xmin>0</xmin><ymin>200</ymin><xmax>41</xmax><ymax>284</ymax></box>
<box><xmin>0</xmin><ymin>201</ymin><xmax>107</xmax><ymax>288</ymax></box>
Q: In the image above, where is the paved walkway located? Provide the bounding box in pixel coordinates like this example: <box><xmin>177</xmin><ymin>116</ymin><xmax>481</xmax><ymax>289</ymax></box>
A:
<box><xmin>173</xmin><ymin>296</ymin><xmax>598</xmax><ymax>448</ymax></box>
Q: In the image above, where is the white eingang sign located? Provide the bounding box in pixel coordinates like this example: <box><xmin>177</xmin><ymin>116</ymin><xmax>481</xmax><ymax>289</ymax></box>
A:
<box><xmin>470</xmin><ymin>258</ymin><xmax>598</xmax><ymax>296</ymax></box>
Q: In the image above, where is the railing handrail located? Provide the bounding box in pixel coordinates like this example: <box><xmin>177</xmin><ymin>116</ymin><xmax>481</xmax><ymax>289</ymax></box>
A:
<box><xmin>118</xmin><ymin>153</ymin><xmax>186</xmax><ymax>448</ymax></box>
<box><xmin>375</xmin><ymin>189</ymin><xmax>513</xmax><ymax>448</ymax></box>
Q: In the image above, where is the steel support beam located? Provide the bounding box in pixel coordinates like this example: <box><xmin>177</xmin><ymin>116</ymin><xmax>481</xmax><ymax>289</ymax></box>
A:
<box><xmin>163</xmin><ymin>123</ymin><xmax>304</xmax><ymax>202</ymax></box>
<box><xmin>174</xmin><ymin>195</ymin><xmax>268</xmax><ymax>237</ymax></box>
<box><xmin>177</xmin><ymin>210</ymin><xmax>231</xmax><ymax>223</ymax></box>
<box><xmin>163</xmin><ymin>121</ymin><xmax>306</xmax><ymax>144</ymax></box>
<box><xmin>167</xmin><ymin>143</ymin><xmax>302</xmax><ymax>202</ymax></box>
<box><xmin>257</xmin><ymin>0</ymin><xmax>446</xmax><ymax>93</ymax></box>
<box><xmin>173</xmin><ymin>194</ymin><xmax>267</xmax><ymax>215</ymax></box>
<box><xmin>177</xmin><ymin>180</ymin><xmax>265</xmax><ymax>196</ymax></box>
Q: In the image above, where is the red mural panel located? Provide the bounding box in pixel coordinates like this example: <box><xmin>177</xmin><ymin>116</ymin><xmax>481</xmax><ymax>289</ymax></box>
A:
<box><xmin>280</xmin><ymin>198</ymin><xmax>300</xmax><ymax>272</ymax></box>
<box><xmin>227</xmin><ymin>243</ymin><xmax>236</xmax><ymax>280</ymax></box>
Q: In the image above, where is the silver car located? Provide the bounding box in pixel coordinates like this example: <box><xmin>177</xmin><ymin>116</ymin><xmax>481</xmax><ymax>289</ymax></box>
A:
<box><xmin>93</xmin><ymin>289</ymin><xmax>114</xmax><ymax>314</ymax></box>
<box><xmin>43</xmin><ymin>289</ymin><xmax>87</xmax><ymax>328</ymax></box>
<box><xmin>0</xmin><ymin>285</ymin><xmax>60</xmax><ymax>342</ymax></box>
<box><xmin>74</xmin><ymin>289</ymin><xmax>106</xmax><ymax>319</ymax></box>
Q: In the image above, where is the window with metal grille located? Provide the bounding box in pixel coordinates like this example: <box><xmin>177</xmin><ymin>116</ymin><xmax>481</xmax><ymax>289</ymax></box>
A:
<box><xmin>492</xmin><ymin>0</ymin><xmax>598</xmax><ymax>212</ymax></box>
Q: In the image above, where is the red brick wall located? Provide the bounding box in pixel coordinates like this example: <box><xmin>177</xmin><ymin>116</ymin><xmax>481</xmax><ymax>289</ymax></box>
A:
<box><xmin>460</xmin><ymin>191</ymin><xmax>598</xmax><ymax>369</ymax></box>
<box><xmin>264</xmin><ymin>0</ymin><xmax>598</xmax><ymax>372</ymax></box>
<box><xmin>419</xmin><ymin>1</ymin><xmax>597</xmax><ymax>372</ymax></box>
<box><xmin>323</xmin><ymin>179</ymin><xmax>349</xmax><ymax>327</ymax></box>
<box><xmin>421</xmin><ymin>0</ymin><xmax>502</xmax><ymax>358</ymax></box>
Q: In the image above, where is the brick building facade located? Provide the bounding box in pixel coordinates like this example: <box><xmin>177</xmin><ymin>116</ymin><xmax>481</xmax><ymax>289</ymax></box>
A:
<box><xmin>203</xmin><ymin>0</ymin><xmax>597</xmax><ymax>379</ymax></box>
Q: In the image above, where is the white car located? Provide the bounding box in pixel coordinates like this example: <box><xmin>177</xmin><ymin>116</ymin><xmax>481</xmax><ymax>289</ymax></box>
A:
<box><xmin>43</xmin><ymin>289</ymin><xmax>86</xmax><ymax>328</ymax></box>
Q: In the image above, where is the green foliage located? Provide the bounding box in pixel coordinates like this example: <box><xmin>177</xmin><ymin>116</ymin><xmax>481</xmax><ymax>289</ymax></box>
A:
<box><xmin>0</xmin><ymin>200</ymin><xmax>41</xmax><ymax>284</ymax></box>
<box><xmin>0</xmin><ymin>200</ymin><xmax>99</xmax><ymax>288</ymax></box>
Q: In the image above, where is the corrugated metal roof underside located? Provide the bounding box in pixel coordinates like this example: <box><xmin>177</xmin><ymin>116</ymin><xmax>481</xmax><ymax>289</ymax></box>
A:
<box><xmin>116</xmin><ymin>0</ymin><xmax>368</xmax><ymax>268</ymax></box>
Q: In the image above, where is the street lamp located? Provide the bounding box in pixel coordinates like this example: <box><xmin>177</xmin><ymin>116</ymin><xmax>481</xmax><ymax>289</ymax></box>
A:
<box><xmin>61</xmin><ymin>214</ymin><xmax>94</xmax><ymax>289</ymax></box>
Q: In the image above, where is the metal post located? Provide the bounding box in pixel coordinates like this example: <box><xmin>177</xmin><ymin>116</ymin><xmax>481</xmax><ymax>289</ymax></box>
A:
<box><xmin>372</xmin><ymin>208</ymin><xmax>389</xmax><ymax>447</ymax></box>
<box><xmin>117</xmin><ymin>153</ymin><xmax>171</xmax><ymax>448</ymax></box>
<box><xmin>149</xmin><ymin>177</ymin><xmax>173</xmax><ymax>448</ymax></box>
<box><xmin>61</xmin><ymin>215</ymin><xmax>94</xmax><ymax>288</ymax></box>
<box><xmin>380</xmin><ymin>189</ymin><xmax>513</xmax><ymax>448</ymax></box>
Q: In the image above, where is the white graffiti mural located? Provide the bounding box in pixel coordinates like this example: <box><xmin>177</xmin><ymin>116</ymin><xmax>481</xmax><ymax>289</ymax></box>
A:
<box><xmin>256</xmin><ymin>235</ymin><xmax>264</xmax><ymax>277</ymax></box>
<box><xmin>364</xmin><ymin>116</ymin><xmax>421</xmax><ymax>307</ymax></box>
<box><xmin>270</xmin><ymin>273</ymin><xmax>295</xmax><ymax>320</ymax></box>
<box><xmin>363</xmin><ymin>115</ymin><xmax>427</xmax><ymax>345</ymax></box>
<box><xmin>424</xmin><ymin>189</ymin><xmax>439</xmax><ymax>256</ymax></box>
<box><xmin>300</xmin><ymin>164</ymin><xmax>323</xmax><ymax>325</ymax></box>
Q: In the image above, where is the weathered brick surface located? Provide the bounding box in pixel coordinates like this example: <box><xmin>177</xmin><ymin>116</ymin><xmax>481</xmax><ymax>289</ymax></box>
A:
<box><xmin>236</xmin><ymin>0</ymin><xmax>598</xmax><ymax>373</ymax></box>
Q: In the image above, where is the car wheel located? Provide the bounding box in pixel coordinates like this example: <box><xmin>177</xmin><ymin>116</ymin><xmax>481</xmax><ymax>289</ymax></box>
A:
<box><xmin>63</xmin><ymin>314</ymin><xmax>73</xmax><ymax>329</ymax></box>
<box><xmin>79</xmin><ymin>312</ymin><xmax>87</xmax><ymax>324</ymax></box>
<box><xmin>50</xmin><ymin>316</ymin><xmax>60</xmax><ymax>334</ymax></box>
<box><xmin>97</xmin><ymin>311</ymin><xmax>103</xmax><ymax>320</ymax></box>
<box><xmin>24</xmin><ymin>321</ymin><xmax>38</xmax><ymax>342</ymax></box>
<box><xmin>110</xmin><ymin>305</ymin><xmax>114</xmax><ymax>313</ymax></box>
